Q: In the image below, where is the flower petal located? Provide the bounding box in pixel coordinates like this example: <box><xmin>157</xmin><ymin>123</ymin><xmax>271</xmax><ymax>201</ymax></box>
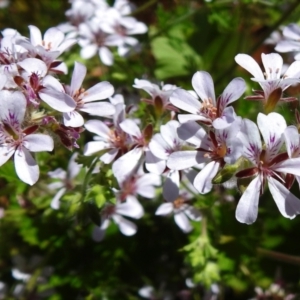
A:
<box><xmin>193</xmin><ymin>161</ymin><xmax>220</xmax><ymax>194</ymax></box>
<box><xmin>24</xmin><ymin>134</ymin><xmax>54</xmax><ymax>152</ymax></box>
<box><xmin>155</xmin><ymin>203</ymin><xmax>174</xmax><ymax>215</ymax></box>
<box><xmin>116</xmin><ymin>195</ymin><xmax>144</xmax><ymax>219</ymax></box>
<box><xmin>174</xmin><ymin>212</ymin><xmax>192</xmax><ymax>233</ymax></box>
<box><xmin>192</xmin><ymin>71</ymin><xmax>216</xmax><ymax>104</ymax></box>
<box><xmin>83</xmin><ymin>81</ymin><xmax>114</xmax><ymax>102</ymax></box>
<box><xmin>235</xmin><ymin>176</ymin><xmax>261</xmax><ymax>224</ymax></box>
<box><xmin>14</xmin><ymin>147</ymin><xmax>39</xmax><ymax>185</ymax></box>
<box><xmin>235</xmin><ymin>54</ymin><xmax>264</xmax><ymax>80</ymax></box>
<box><xmin>257</xmin><ymin>112</ymin><xmax>286</xmax><ymax>161</ymax></box>
<box><xmin>268</xmin><ymin>176</ymin><xmax>300</xmax><ymax>219</ymax></box>
<box><xmin>170</xmin><ymin>88</ymin><xmax>201</xmax><ymax>114</ymax></box>
<box><xmin>113</xmin><ymin>215</ymin><xmax>137</xmax><ymax>236</ymax></box>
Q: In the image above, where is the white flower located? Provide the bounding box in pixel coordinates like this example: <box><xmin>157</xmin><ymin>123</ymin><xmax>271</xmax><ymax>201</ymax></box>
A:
<box><xmin>17</xmin><ymin>25</ymin><xmax>77</xmax><ymax>59</ymax></box>
<box><xmin>275</xmin><ymin>23</ymin><xmax>300</xmax><ymax>60</ymax></box>
<box><xmin>133</xmin><ymin>78</ymin><xmax>179</xmax><ymax>112</ymax></box>
<box><xmin>48</xmin><ymin>153</ymin><xmax>82</xmax><ymax>209</ymax></box>
<box><xmin>170</xmin><ymin>71</ymin><xmax>245</xmax><ymax>128</ymax></box>
<box><xmin>41</xmin><ymin>61</ymin><xmax>115</xmax><ymax>126</ymax></box>
<box><xmin>235</xmin><ymin>53</ymin><xmax>300</xmax><ymax>111</ymax></box>
<box><xmin>155</xmin><ymin>192</ymin><xmax>201</xmax><ymax>233</ymax></box>
<box><xmin>93</xmin><ymin>196</ymin><xmax>144</xmax><ymax>240</ymax></box>
<box><xmin>0</xmin><ymin>91</ymin><xmax>54</xmax><ymax>185</ymax></box>
<box><xmin>167</xmin><ymin>120</ymin><xmax>243</xmax><ymax>194</ymax></box>
<box><xmin>235</xmin><ymin>113</ymin><xmax>300</xmax><ymax>224</ymax></box>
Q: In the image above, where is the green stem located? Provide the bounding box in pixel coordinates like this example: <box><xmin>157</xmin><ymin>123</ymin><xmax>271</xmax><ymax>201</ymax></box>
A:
<box><xmin>80</xmin><ymin>158</ymin><xmax>99</xmax><ymax>203</ymax></box>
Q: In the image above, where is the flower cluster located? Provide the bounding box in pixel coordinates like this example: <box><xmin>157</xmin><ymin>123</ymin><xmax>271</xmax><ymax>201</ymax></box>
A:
<box><xmin>59</xmin><ymin>0</ymin><xmax>148</xmax><ymax>65</ymax></box>
<box><xmin>2</xmin><ymin>11</ymin><xmax>300</xmax><ymax>238</ymax></box>
<box><xmin>0</xmin><ymin>25</ymin><xmax>114</xmax><ymax>185</ymax></box>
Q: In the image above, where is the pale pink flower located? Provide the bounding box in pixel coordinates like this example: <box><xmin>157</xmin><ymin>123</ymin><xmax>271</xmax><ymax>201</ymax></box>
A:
<box><xmin>235</xmin><ymin>113</ymin><xmax>300</xmax><ymax>224</ymax></box>
<box><xmin>235</xmin><ymin>53</ymin><xmax>300</xmax><ymax>109</ymax></box>
<box><xmin>170</xmin><ymin>71</ymin><xmax>245</xmax><ymax>128</ymax></box>
<box><xmin>48</xmin><ymin>153</ymin><xmax>82</xmax><ymax>209</ymax></box>
<box><xmin>0</xmin><ymin>91</ymin><xmax>54</xmax><ymax>185</ymax></box>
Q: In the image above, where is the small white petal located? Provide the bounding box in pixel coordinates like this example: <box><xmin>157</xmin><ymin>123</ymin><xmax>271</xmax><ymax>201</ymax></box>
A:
<box><xmin>14</xmin><ymin>148</ymin><xmax>39</xmax><ymax>185</ymax></box>
<box><xmin>113</xmin><ymin>215</ymin><xmax>137</xmax><ymax>236</ymax></box>
<box><xmin>155</xmin><ymin>202</ymin><xmax>174</xmax><ymax>215</ymax></box>
<box><xmin>116</xmin><ymin>196</ymin><xmax>144</xmax><ymax>219</ymax></box>
<box><xmin>235</xmin><ymin>176</ymin><xmax>261</xmax><ymax>224</ymax></box>
<box><xmin>174</xmin><ymin>212</ymin><xmax>192</xmax><ymax>233</ymax></box>
<box><xmin>193</xmin><ymin>161</ymin><xmax>220</xmax><ymax>194</ymax></box>
<box><xmin>268</xmin><ymin>176</ymin><xmax>300</xmax><ymax>219</ymax></box>
<box><xmin>24</xmin><ymin>134</ymin><xmax>54</xmax><ymax>152</ymax></box>
<box><xmin>50</xmin><ymin>188</ymin><xmax>66</xmax><ymax>210</ymax></box>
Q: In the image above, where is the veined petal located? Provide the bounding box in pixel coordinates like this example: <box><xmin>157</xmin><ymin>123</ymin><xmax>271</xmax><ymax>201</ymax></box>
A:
<box><xmin>268</xmin><ymin>176</ymin><xmax>300</xmax><ymax>219</ymax></box>
<box><xmin>14</xmin><ymin>147</ymin><xmax>39</xmax><ymax>185</ymax></box>
<box><xmin>83</xmin><ymin>81</ymin><xmax>114</xmax><ymax>102</ymax></box>
<box><xmin>192</xmin><ymin>71</ymin><xmax>216</xmax><ymax>105</ymax></box>
<box><xmin>213</xmin><ymin>106</ymin><xmax>237</xmax><ymax>129</ymax></box>
<box><xmin>273</xmin><ymin>157</ymin><xmax>300</xmax><ymax>176</ymax></box>
<box><xmin>24</xmin><ymin>134</ymin><xmax>54</xmax><ymax>152</ymax></box>
<box><xmin>174</xmin><ymin>212</ymin><xmax>192</xmax><ymax>233</ymax></box>
<box><xmin>193</xmin><ymin>161</ymin><xmax>220</xmax><ymax>194</ymax></box>
<box><xmin>261</xmin><ymin>53</ymin><xmax>283</xmax><ymax>80</ymax></box>
<box><xmin>170</xmin><ymin>88</ymin><xmax>201</xmax><ymax>114</ymax></box>
<box><xmin>18</xmin><ymin>58</ymin><xmax>48</xmax><ymax>78</ymax></box>
<box><xmin>283</xmin><ymin>126</ymin><xmax>300</xmax><ymax>158</ymax></box>
<box><xmin>257</xmin><ymin>112</ymin><xmax>286</xmax><ymax>161</ymax></box>
<box><xmin>235</xmin><ymin>176</ymin><xmax>261</xmax><ymax>224</ymax></box>
<box><xmin>218</xmin><ymin>77</ymin><xmax>246</xmax><ymax>113</ymax></box>
<box><xmin>0</xmin><ymin>90</ymin><xmax>26</xmax><ymax>124</ymax></box>
<box><xmin>149</xmin><ymin>134</ymin><xmax>170</xmax><ymax>160</ymax></box>
<box><xmin>239</xmin><ymin>118</ymin><xmax>261</xmax><ymax>165</ymax></box>
<box><xmin>235</xmin><ymin>54</ymin><xmax>264</xmax><ymax>80</ymax></box>
<box><xmin>63</xmin><ymin>111</ymin><xmax>84</xmax><ymax>127</ymax></box>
